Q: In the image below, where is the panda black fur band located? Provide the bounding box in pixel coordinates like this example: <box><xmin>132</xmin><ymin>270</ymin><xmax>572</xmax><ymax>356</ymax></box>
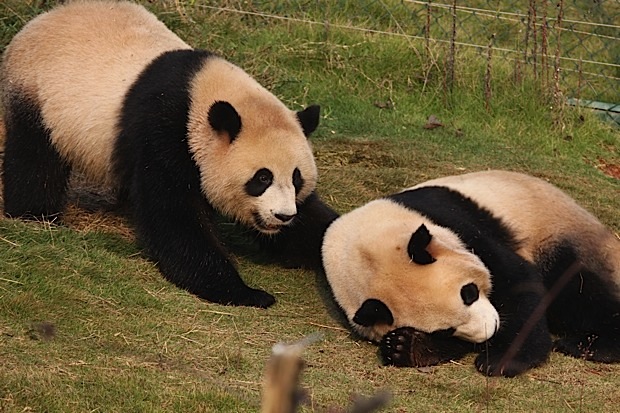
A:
<box><xmin>322</xmin><ymin>170</ymin><xmax>620</xmax><ymax>377</ymax></box>
<box><xmin>1</xmin><ymin>1</ymin><xmax>337</xmax><ymax>308</ymax></box>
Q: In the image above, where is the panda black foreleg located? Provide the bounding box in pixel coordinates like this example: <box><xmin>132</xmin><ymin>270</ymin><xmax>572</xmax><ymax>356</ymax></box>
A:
<box><xmin>2</xmin><ymin>95</ymin><xmax>71</xmax><ymax>220</ymax></box>
<box><xmin>130</xmin><ymin>180</ymin><xmax>275</xmax><ymax>308</ymax></box>
<box><xmin>256</xmin><ymin>192</ymin><xmax>339</xmax><ymax>270</ymax></box>
<box><xmin>474</xmin><ymin>254</ymin><xmax>552</xmax><ymax>377</ymax></box>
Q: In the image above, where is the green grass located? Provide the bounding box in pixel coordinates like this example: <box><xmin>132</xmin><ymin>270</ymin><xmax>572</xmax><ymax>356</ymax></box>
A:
<box><xmin>1</xmin><ymin>1</ymin><xmax>619</xmax><ymax>412</ymax></box>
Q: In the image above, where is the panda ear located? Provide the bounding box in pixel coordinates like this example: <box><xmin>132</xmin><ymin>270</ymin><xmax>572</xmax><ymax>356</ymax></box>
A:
<box><xmin>408</xmin><ymin>224</ymin><xmax>437</xmax><ymax>265</ymax></box>
<box><xmin>353</xmin><ymin>299</ymin><xmax>394</xmax><ymax>327</ymax></box>
<box><xmin>297</xmin><ymin>105</ymin><xmax>320</xmax><ymax>137</ymax></box>
<box><xmin>208</xmin><ymin>101</ymin><xmax>242</xmax><ymax>143</ymax></box>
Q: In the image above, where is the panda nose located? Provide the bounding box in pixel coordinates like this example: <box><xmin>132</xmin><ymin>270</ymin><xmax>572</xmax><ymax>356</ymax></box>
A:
<box><xmin>275</xmin><ymin>213</ymin><xmax>296</xmax><ymax>223</ymax></box>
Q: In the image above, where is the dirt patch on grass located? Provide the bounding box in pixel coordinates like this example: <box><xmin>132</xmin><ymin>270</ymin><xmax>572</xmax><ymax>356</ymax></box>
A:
<box><xmin>596</xmin><ymin>157</ymin><xmax>620</xmax><ymax>180</ymax></box>
<box><xmin>315</xmin><ymin>138</ymin><xmax>401</xmax><ymax>169</ymax></box>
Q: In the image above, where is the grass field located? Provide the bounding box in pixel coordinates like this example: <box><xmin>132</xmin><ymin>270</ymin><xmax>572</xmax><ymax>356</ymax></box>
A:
<box><xmin>1</xmin><ymin>1</ymin><xmax>619</xmax><ymax>412</ymax></box>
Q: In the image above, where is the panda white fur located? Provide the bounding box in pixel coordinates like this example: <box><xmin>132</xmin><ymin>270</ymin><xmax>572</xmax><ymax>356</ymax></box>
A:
<box><xmin>1</xmin><ymin>1</ymin><xmax>337</xmax><ymax>308</ymax></box>
<box><xmin>322</xmin><ymin>170</ymin><xmax>620</xmax><ymax>376</ymax></box>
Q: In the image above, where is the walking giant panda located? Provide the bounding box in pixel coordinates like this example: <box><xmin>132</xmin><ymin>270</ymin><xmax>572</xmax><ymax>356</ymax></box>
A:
<box><xmin>1</xmin><ymin>1</ymin><xmax>337</xmax><ymax>308</ymax></box>
<box><xmin>322</xmin><ymin>170</ymin><xmax>620</xmax><ymax>376</ymax></box>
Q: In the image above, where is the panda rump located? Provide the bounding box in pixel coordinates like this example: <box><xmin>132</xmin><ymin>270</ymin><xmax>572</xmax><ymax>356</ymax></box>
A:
<box><xmin>1</xmin><ymin>1</ymin><xmax>338</xmax><ymax>308</ymax></box>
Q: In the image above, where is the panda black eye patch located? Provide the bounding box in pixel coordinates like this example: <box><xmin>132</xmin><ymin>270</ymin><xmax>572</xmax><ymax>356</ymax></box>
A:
<box><xmin>245</xmin><ymin>168</ymin><xmax>273</xmax><ymax>197</ymax></box>
<box><xmin>292</xmin><ymin>168</ymin><xmax>304</xmax><ymax>194</ymax></box>
<box><xmin>460</xmin><ymin>283</ymin><xmax>479</xmax><ymax>306</ymax></box>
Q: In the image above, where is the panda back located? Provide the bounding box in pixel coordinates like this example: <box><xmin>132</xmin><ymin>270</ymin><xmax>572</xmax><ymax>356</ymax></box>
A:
<box><xmin>412</xmin><ymin>170</ymin><xmax>617</xmax><ymax>276</ymax></box>
<box><xmin>1</xmin><ymin>1</ymin><xmax>190</xmax><ymax>184</ymax></box>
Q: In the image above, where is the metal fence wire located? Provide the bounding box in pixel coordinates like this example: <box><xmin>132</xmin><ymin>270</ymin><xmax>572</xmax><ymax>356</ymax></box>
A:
<box><xmin>199</xmin><ymin>0</ymin><xmax>620</xmax><ymax>122</ymax></box>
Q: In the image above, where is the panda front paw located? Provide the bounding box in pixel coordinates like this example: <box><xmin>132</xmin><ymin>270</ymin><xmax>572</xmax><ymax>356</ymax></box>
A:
<box><xmin>232</xmin><ymin>288</ymin><xmax>276</xmax><ymax>308</ymax></box>
<box><xmin>205</xmin><ymin>287</ymin><xmax>275</xmax><ymax>308</ymax></box>
<box><xmin>381</xmin><ymin>327</ymin><xmax>470</xmax><ymax>368</ymax></box>
<box><xmin>381</xmin><ymin>327</ymin><xmax>434</xmax><ymax>367</ymax></box>
<box><xmin>474</xmin><ymin>350</ymin><xmax>546</xmax><ymax>377</ymax></box>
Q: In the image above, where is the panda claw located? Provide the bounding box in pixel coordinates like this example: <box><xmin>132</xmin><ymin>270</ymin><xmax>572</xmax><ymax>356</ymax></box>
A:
<box><xmin>380</xmin><ymin>327</ymin><xmax>438</xmax><ymax>368</ymax></box>
<box><xmin>553</xmin><ymin>335</ymin><xmax>620</xmax><ymax>363</ymax></box>
<box><xmin>381</xmin><ymin>327</ymin><xmax>473</xmax><ymax>368</ymax></box>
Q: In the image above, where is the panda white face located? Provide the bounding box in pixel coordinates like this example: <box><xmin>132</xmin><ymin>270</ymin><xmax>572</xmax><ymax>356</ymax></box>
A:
<box><xmin>245</xmin><ymin>167</ymin><xmax>305</xmax><ymax>234</ymax></box>
<box><xmin>322</xmin><ymin>199</ymin><xmax>500</xmax><ymax>343</ymax></box>
<box><xmin>186</xmin><ymin>65</ymin><xmax>320</xmax><ymax>234</ymax></box>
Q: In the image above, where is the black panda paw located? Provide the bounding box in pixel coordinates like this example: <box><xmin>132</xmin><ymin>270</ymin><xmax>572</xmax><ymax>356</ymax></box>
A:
<box><xmin>554</xmin><ymin>335</ymin><xmax>620</xmax><ymax>363</ymax></box>
<box><xmin>216</xmin><ymin>288</ymin><xmax>276</xmax><ymax>308</ymax></box>
<box><xmin>238</xmin><ymin>288</ymin><xmax>276</xmax><ymax>308</ymax></box>
<box><xmin>475</xmin><ymin>352</ymin><xmax>522</xmax><ymax>377</ymax></box>
<box><xmin>381</xmin><ymin>327</ymin><xmax>434</xmax><ymax>367</ymax></box>
<box><xmin>474</xmin><ymin>350</ymin><xmax>546</xmax><ymax>377</ymax></box>
<box><xmin>380</xmin><ymin>327</ymin><xmax>468</xmax><ymax>368</ymax></box>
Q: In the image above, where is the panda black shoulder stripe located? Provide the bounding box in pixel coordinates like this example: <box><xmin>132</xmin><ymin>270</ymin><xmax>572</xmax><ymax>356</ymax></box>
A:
<box><xmin>386</xmin><ymin>186</ymin><xmax>520</xmax><ymax>252</ymax></box>
<box><xmin>113</xmin><ymin>49</ymin><xmax>215</xmax><ymax>195</ymax></box>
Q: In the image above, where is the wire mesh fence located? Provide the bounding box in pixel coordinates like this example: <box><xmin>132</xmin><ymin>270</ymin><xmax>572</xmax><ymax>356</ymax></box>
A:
<box><xmin>197</xmin><ymin>0</ymin><xmax>619</xmax><ymax>121</ymax></box>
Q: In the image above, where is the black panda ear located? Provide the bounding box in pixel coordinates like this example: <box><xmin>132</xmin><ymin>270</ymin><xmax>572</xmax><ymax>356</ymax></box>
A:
<box><xmin>297</xmin><ymin>105</ymin><xmax>320</xmax><ymax>137</ymax></box>
<box><xmin>208</xmin><ymin>101</ymin><xmax>242</xmax><ymax>143</ymax></box>
<box><xmin>353</xmin><ymin>299</ymin><xmax>394</xmax><ymax>327</ymax></box>
<box><xmin>408</xmin><ymin>224</ymin><xmax>437</xmax><ymax>265</ymax></box>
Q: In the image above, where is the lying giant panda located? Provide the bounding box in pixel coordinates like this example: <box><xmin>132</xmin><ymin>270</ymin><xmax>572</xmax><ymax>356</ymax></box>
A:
<box><xmin>322</xmin><ymin>170</ymin><xmax>620</xmax><ymax>376</ymax></box>
<box><xmin>1</xmin><ymin>1</ymin><xmax>337</xmax><ymax>308</ymax></box>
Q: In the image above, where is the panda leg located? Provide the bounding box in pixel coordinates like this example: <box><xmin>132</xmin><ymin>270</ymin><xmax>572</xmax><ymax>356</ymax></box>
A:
<box><xmin>474</xmin><ymin>255</ymin><xmax>552</xmax><ymax>377</ymax></box>
<box><xmin>550</xmin><ymin>297</ymin><xmax>620</xmax><ymax>363</ymax></box>
<box><xmin>130</xmin><ymin>174</ymin><xmax>275</xmax><ymax>308</ymax></box>
<box><xmin>554</xmin><ymin>334</ymin><xmax>620</xmax><ymax>363</ymax></box>
<box><xmin>2</xmin><ymin>95</ymin><xmax>71</xmax><ymax>220</ymax></box>
<box><xmin>541</xmin><ymin>243</ymin><xmax>620</xmax><ymax>363</ymax></box>
<box><xmin>548</xmin><ymin>294</ymin><xmax>620</xmax><ymax>363</ymax></box>
<box><xmin>256</xmin><ymin>192</ymin><xmax>339</xmax><ymax>270</ymax></box>
<box><xmin>474</xmin><ymin>288</ymin><xmax>552</xmax><ymax>377</ymax></box>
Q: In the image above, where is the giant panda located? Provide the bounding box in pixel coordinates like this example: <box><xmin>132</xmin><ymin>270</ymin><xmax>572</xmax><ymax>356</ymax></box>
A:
<box><xmin>322</xmin><ymin>170</ymin><xmax>620</xmax><ymax>377</ymax></box>
<box><xmin>1</xmin><ymin>1</ymin><xmax>338</xmax><ymax>308</ymax></box>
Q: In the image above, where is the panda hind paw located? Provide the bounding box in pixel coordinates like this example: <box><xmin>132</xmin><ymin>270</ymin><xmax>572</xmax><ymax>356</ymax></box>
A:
<box><xmin>554</xmin><ymin>335</ymin><xmax>620</xmax><ymax>363</ymax></box>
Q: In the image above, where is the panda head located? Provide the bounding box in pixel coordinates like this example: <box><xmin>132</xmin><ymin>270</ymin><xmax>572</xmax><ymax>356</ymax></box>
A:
<box><xmin>187</xmin><ymin>59</ymin><xmax>320</xmax><ymax>234</ymax></box>
<box><xmin>322</xmin><ymin>199</ymin><xmax>500</xmax><ymax>343</ymax></box>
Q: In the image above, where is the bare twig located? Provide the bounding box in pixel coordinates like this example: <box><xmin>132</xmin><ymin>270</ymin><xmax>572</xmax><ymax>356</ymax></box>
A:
<box><xmin>540</xmin><ymin>0</ymin><xmax>549</xmax><ymax>90</ymax></box>
<box><xmin>553</xmin><ymin>0</ymin><xmax>565</xmax><ymax>130</ymax></box>
<box><xmin>261</xmin><ymin>333</ymin><xmax>322</xmax><ymax>413</ymax></box>
<box><xmin>261</xmin><ymin>333</ymin><xmax>390</xmax><ymax>413</ymax></box>
<box><xmin>446</xmin><ymin>0</ymin><xmax>457</xmax><ymax>94</ymax></box>
<box><xmin>531</xmin><ymin>0</ymin><xmax>538</xmax><ymax>79</ymax></box>
<box><xmin>484</xmin><ymin>34</ymin><xmax>496</xmax><ymax>112</ymax></box>
<box><xmin>425</xmin><ymin>1</ymin><xmax>432</xmax><ymax>60</ymax></box>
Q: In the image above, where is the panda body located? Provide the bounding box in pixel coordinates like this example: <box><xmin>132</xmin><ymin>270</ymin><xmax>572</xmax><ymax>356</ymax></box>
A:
<box><xmin>2</xmin><ymin>1</ymin><xmax>191</xmax><ymax>186</ymax></box>
<box><xmin>322</xmin><ymin>170</ymin><xmax>620</xmax><ymax>376</ymax></box>
<box><xmin>2</xmin><ymin>1</ymin><xmax>337</xmax><ymax>308</ymax></box>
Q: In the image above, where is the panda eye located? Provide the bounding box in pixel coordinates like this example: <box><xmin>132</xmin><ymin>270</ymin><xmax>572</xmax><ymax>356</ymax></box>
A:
<box><xmin>460</xmin><ymin>283</ymin><xmax>479</xmax><ymax>306</ymax></box>
<box><xmin>292</xmin><ymin>168</ymin><xmax>304</xmax><ymax>194</ymax></box>
<box><xmin>245</xmin><ymin>168</ymin><xmax>273</xmax><ymax>197</ymax></box>
<box><xmin>258</xmin><ymin>172</ymin><xmax>271</xmax><ymax>184</ymax></box>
